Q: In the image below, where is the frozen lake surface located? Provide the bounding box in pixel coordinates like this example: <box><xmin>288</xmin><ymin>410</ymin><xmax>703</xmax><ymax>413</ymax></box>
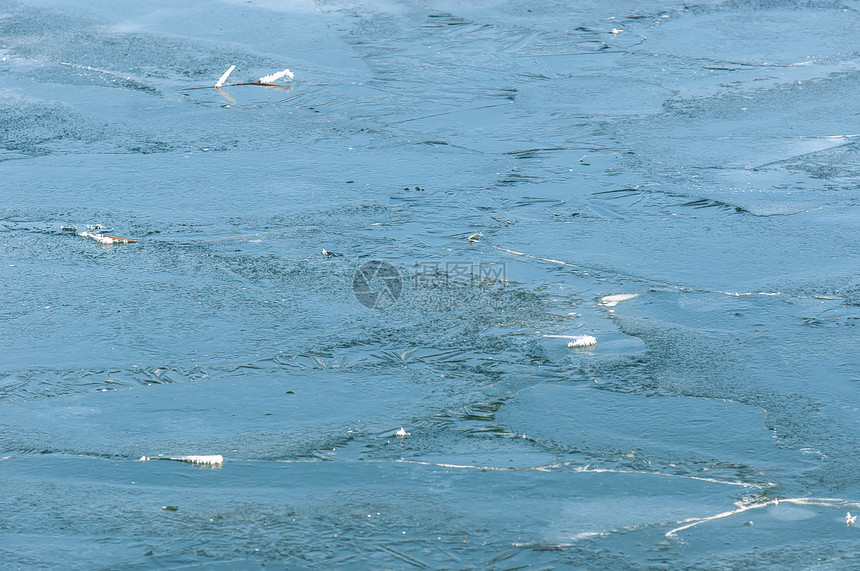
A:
<box><xmin>2</xmin><ymin>0</ymin><xmax>860</xmax><ymax>567</ymax></box>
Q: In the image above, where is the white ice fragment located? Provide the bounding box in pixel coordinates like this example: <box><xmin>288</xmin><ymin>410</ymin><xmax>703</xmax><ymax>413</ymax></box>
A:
<box><xmin>258</xmin><ymin>68</ymin><xmax>294</xmax><ymax>84</ymax></box>
<box><xmin>215</xmin><ymin>65</ymin><xmax>236</xmax><ymax>88</ymax></box>
<box><xmin>600</xmin><ymin>293</ymin><xmax>639</xmax><ymax>307</ymax></box>
<box><xmin>847</xmin><ymin>512</ymin><xmax>856</xmax><ymax>526</ymax></box>
<box><xmin>395</xmin><ymin>427</ymin><xmax>410</xmax><ymax>438</ymax></box>
<box><xmin>567</xmin><ymin>335</ymin><xmax>597</xmax><ymax>348</ymax></box>
<box><xmin>467</xmin><ymin>232</ymin><xmax>482</xmax><ymax>242</ymax></box>
<box><xmin>611</xmin><ymin>28</ymin><xmax>622</xmax><ymax>34</ymax></box>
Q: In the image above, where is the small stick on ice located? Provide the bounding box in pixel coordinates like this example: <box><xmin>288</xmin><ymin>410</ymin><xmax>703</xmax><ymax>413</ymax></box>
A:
<box><xmin>182</xmin><ymin>67</ymin><xmax>295</xmax><ymax>90</ymax></box>
<box><xmin>567</xmin><ymin>335</ymin><xmax>597</xmax><ymax>348</ymax></box>
<box><xmin>214</xmin><ymin>65</ymin><xmax>236</xmax><ymax>88</ymax></box>
<box><xmin>79</xmin><ymin>231</ymin><xmax>138</xmax><ymax>244</ymax></box>
<box><xmin>139</xmin><ymin>455</ymin><xmax>223</xmax><ymax>466</ymax></box>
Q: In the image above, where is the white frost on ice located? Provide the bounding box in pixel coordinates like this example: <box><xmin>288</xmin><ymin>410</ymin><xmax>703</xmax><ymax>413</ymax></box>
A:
<box><xmin>600</xmin><ymin>293</ymin><xmax>639</xmax><ymax>307</ymax></box>
<box><xmin>215</xmin><ymin>65</ymin><xmax>236</xmax><ymax>88</ymax></box>
<box><xmin>567</xmin><ymin>335</ymin><xmax>597</xmax><ymax>348</ymax></box>
<box><xmin>258</xmin><ymin>68</ymin><xmax>294</xmax><ymax>84</ymax></box>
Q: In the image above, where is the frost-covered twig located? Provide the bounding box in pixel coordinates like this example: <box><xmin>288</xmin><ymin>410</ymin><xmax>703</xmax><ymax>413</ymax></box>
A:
<box><xmin>214</xmin><ymin>65</ymin><xmax>235</xmax><ymax>88</ymax></box>
<box><xmin>79</xmin><ymin>231</ymin><xmax>138</xmax><ymax>244</ymax></box>
<box><xmin>183</xmin><ymin>66</ymin><xmax>295</xmax><ymax>90</ymax></box>
<box><xmin>257</xmin><ymin>68</ymin><xmax>293</xmax><ymax>85</ymax></box>
<box><xmin>139</xmin><ymin>455</ymin><xmax>223</xmax><ymax>466</ymax></box>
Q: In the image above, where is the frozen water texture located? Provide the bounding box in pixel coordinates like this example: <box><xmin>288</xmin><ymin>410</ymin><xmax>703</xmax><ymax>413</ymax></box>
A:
<box><xmin>1</xmin><ymin>0</ymin><xmax>859</xmax><ymax>568</ymax></box>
